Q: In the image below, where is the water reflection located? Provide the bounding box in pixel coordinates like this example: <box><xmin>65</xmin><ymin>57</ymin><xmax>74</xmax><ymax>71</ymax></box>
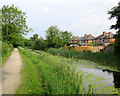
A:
<box><xmin>102</xmin><ymin>69</ymin><xmax>120</xmax><ymax>88</ymax></box>
<box><xmin>78</xmin><ymin>66</ymin><xmax>120</xmax><ymax>89</ymax></box>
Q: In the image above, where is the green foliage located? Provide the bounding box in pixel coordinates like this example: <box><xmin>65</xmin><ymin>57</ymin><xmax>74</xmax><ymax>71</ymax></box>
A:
<box><xmin>108</xmin><ymin>2</ymin><xmax>120</xmax><ymax>56</ymax></box>
<box><xmin>0</xmin><ymin>42</ymin><xmax>13</xmax><ymax>65</ymax></box>
<box><xmin>0</xmin><ymin>9</ymin><xmax>2</xmax><ymax>41</ymax></box>
<box><xmin>90</xmin><ymin>42</ymin><xmax>98</xmax><ymax>46</ymax></box>
<box><xmin>24</xmin><ymin>39</ymin><xmax>32</xmax><ymax>47</ymax></box>
<box><xmin>47</xmin><ymin>48</ymin><xmax>120</xmax><ymax>70</ymax></box>
<box><xmin>2</xmin><ymin>4</ymin><xmax>31</xmax><ymax>47</ymax></box>
<box><xmin>46</xmin><ymin>26</ymin><xmax>72</xmax><ymax>48</ymax></box>
<box><xmin>17</xmin><ymin>47</ymin><xmax>92</xmax><ymax>94</ymax></box>
<box><xmin>2</xmin><ymin>42</ymin><xmax>13</xmax><ymax>57</ymax></box>
<box><xmin>32</xmin><ymin>37</ymin><xmax>47</xmax><ymax>50</ymax></box>
<box><xmin>29</xmin><ymin>34</ymin><xmax>38</xmax><ymax>41</ymax></box>
<box><xmin>61</xmin><ymin>31</ymin><xmax>72</xmax><ymax>46</ymax></box>
<box><xmin>17</xmin><ymin>48</ymin><xmax>42</xmax><ymax>94</ymax></box>
<box><xmin>46</xmin><ymin>26</ymin><xmax>61</xmax><ymax>48</ymax></box>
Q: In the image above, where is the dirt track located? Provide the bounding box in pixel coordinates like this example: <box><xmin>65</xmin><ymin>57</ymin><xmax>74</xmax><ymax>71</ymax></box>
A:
<box><xmin>2</xmin><ymin>48</ymin><xmax>23</xmax><ymax>94</ymax></box>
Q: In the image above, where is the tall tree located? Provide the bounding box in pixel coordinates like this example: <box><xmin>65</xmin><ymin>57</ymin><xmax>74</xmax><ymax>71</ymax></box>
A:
<box><xmin>46</xmin><ymin>26</ymin><xmax>62</xmax><ymax>48</ymax></box>
<box><xmin>33</xmin><ymin>34</ymin><xmax>38</xmax><ymax>41</ymax></box>
<box><xmin>108</xmin><ymin>2</ymin><xmax>120</xmax><ymax>56</ymax></box>
<box><xmin>32</xmin><ymin>37</ymin><xmax>47</xmax><ymax>50</ymax></box>
<box><xmin>61</xmin><ymin>31</ymin><xmax>72</xmax><ymax>46</ymax></box>
<box><xmin>29</xmin><ymin>34</ymin><xmax>38</xmax><ymax>41</ymax></box>
<box><xmin>2</xmin><ymin>4</ymin><xmax>31</xmax><ymax>46</ymax></box>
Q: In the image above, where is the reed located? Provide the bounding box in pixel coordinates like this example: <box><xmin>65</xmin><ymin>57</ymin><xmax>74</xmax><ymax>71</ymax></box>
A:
<box><xmin>47</xmin><ymin>48</ymin><xmax>120</xmax><ymax>70</ymax></box>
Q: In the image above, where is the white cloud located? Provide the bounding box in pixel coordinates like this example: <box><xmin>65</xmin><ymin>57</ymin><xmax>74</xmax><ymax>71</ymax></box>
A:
<box><xmin>41</xmin><ymin>7</ymin><xmax>49</xmax><ymax>12</ymax></box>
<box><xmin>72</xmin><ymin>25</ymin><xmax>83</xmax><ymax>30</ymax></box>
<box><xmin>101</xmin><ymin>0</ymin><xmax>119</xmax><ymax>7</ymax></box>
<box><xmin>87</xmin><ymin>10</ymin><xmax>95</xmax><ymax>13</ymax></box>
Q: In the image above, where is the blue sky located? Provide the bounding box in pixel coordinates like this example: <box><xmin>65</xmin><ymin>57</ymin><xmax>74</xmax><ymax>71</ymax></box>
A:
<box><xmin>1</xmin><ymin>0</ymin><xmax>119</xmax><ymax>39</ymax></box>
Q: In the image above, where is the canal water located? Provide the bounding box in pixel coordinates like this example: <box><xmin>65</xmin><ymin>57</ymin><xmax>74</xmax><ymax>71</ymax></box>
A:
<box><xmin>77</xmin><ymin>66</ymin><xmax>120</xmax><ymax>89</ymax></box>
<box><xmin>65</xmin><ymin>59</ymin><xmax>120</xmax><ymax>94</ymax></box>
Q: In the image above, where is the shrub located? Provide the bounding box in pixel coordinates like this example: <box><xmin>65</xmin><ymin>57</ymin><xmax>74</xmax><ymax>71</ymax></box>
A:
<box><xmin>2</xmin><ymin>42</ymin><xmax>13</xmax><ymax>57</ymax></box>
<box><xmin>32</xmin><ymin>39</ymin><xmax>47</xmax><ymax>50</ymax></box>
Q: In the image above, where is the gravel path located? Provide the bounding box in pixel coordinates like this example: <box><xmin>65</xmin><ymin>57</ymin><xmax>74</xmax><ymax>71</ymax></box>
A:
<box><xmin>1</xmin><ymin>48</ymin><xmax>23</xmax><ymax>94</ymax></box>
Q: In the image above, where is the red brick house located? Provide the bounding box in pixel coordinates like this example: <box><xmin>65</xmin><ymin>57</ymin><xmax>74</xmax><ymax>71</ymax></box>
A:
<box><xmin>70</xmin><ymin>31</ymin><xmax>115</xmax><ymax>46</ymax></box>
<box><xmin>95</xmin><ymin>32</ymin><xmax>115</xmax><ymax>46</ymax></box>
<box><xmin>79</xmin><ymin>34</ymin><xmax>95</xmax><ymax>45</ymax></box>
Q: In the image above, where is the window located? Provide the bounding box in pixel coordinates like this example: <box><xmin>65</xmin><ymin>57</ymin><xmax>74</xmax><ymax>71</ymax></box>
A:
<box><xmin>86</xmin><ymin>40</ymin><xmax>88</xmax><ymax>43</ymax></box>
<box><xmin>103</xmin><ymin>39</ymin><xmax>104</xmax><ymax>42</ymax></box>
<box><xmin>97</xmin><ymin>39</ymin><xmax>99</xmax><ymax>43</ymax></box>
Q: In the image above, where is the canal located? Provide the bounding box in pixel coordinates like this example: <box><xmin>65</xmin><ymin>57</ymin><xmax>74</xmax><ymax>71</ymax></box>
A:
<box><xmin>63</xmin><ymin>58</ymin><xmax>120</xmax><ymax>94</ymax></box>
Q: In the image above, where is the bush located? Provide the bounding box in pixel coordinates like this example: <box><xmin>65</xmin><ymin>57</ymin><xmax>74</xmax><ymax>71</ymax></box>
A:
<box><xmin>32</xmin><ymin>39</ymin><xmax>47</xmax><ymax>50</ymax></box>
<box><xmin>2</xmin><ymin>42</ymin><xmax>13</xmax><ymax>57</ymax></box>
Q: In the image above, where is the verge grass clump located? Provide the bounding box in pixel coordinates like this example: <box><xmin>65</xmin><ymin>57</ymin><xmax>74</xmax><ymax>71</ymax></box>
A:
<box><xmin>0</xmin><ymin>42</ymin><xmax>13</xmax><ymax>66</ymax></box>
<box><xmin>47</xmin><ymin>48</ymin><xmax>120</xmax><ymax>70</ymax></box>
<box><xmin>17</xmin><ymin>47</ymin><xmax>92</xmax><ymax>94</ymax></box>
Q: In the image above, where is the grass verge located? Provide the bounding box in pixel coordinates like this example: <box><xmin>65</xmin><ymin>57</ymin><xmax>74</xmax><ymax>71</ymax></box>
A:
<box><xmin>17</xmin><ymin>47</ymin><xmax>92</xmax><ymax>94</ymax></box>
<box><xmin>2</xmin><ymin>47</ymin><xmax>13</xmax><ymax>65</ymax></box>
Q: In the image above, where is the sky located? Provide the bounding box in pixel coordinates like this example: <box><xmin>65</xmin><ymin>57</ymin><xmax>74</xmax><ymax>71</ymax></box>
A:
<box><xmin>1</xmin><ymin>0</ymin><xmax>120</xmax><ymax>39</ymax></box>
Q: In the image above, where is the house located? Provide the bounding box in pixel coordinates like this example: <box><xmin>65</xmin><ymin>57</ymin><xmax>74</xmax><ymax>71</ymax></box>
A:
<box><xmin>70</xmin><ymin>36</ymin><xmax>81</xmax><ymax>43</ymax></box>
<box><xmin>95</xmin><ymin>32</ymin><xmax>115</xmax><ymax>46</ymax></box>
<box><xmin>70</xmin><ymin>36</ymin><xmax>81</xmax><ymax>46</ymax></box>
<box><xmin>79</xmin><ymin>34</ymin><xmax>95</xmax><ymax>46</ymax></box>
<box><xmin>70</xmin><ymin>31</ymin><xmax>115</xmax><ymax>46</ymax></box>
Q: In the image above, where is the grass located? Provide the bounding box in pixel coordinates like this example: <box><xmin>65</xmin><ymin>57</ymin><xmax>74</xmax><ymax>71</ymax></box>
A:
<box><xmin>2</xmin><ymin>47</ymin><xmax>13</xmax><ymax>64</ymax></box>
<box><xmin>17</xmin><ymin>47</ymin><xmax>93</xmax><ymax>94</ymax></box>
<box><xmin>17</xmin><ymin>48</ymin><xmax>42</xmax><ymax>94</ymax></box>
<box><xmin>0</xmin><ymin>42</ymin><xmax>13</xmax><ymax>66</ymax></box>
<box><xmin>47</xmin><ymin>48</ymin><xmax>120</xmax><ymax>71</ymax></box>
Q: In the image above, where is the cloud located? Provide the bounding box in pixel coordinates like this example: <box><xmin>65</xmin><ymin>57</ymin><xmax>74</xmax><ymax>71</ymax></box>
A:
<box><xmin>87</xmin><ymin>10</ymin><xmax>95</xmax><ymax>13</ymax></box>
<box><xmin>72</xmin><ymin>25</ymin><xmax>83</xmax><ymax>30</ymax></box>
<box><xmin>100</xmin><ymin>0</ymin><xmax>119</xmax><ymax>7</ymax></box>
<box><xmin>41</xmin><ymin>7</ymin><xmax>49</xmax><ymax>11</ymax></box>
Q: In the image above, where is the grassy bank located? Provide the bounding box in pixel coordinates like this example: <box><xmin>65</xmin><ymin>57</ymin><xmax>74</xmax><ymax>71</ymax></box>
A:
<box><xmin>0</xmin><ymin>42</ymin><xmax>13</xmax><ymax>66</ymax></box>
<box><xmin>17</xmin><ymin>47</ymin><xmax>92</xmax><ymax>94</ymax></box>
<box><xmin>47</xmin><ymin>48</ymin><xmax>120</xmax><ymax>71</ymax></box>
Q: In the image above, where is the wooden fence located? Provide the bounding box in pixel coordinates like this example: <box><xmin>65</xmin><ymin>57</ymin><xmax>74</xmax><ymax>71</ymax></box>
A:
<box><xmin>64</xmin><ymin>46</ymin><xmax>104</xmax><ymax>52</ymax></box>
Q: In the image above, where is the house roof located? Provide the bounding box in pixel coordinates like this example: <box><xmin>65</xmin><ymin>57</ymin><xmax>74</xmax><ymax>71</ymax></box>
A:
<box><xmin>95</xmin><ymin>32</ymin><xmax>114</xmax><ymax>39</ymax></box>
<box><xmin>80</xmin><ymin>34</ymin><xmax>95</xmax><ymax>40</ymax></box>
<box><xmin>70</xmin><ymin>36</ymin><xmax>81</xmax><ymax>41</ymax></box>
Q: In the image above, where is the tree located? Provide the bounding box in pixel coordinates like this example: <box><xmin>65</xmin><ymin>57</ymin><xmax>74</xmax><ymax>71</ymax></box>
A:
<box><xmin>45</xmin><ymin>26</ymin><xmax>72</xmax><ymax>48</ymax></box>
<box><xmin>108</xmin><ymin>2</ymin><xmax>120</xmax><ymax>56</ymax></box>
<box><xmin>24</xmin><ymin>39</ymin><xmax>32</xmax><ymax>47</ymax></box>
<box><xmin>46</xmin><ymin>26</ymin><xmax>62</xmax><ymax>48</ymax></box>
<box><xmin>90</xmin><ymin>42</ymin><xmax>97</xmax><ymax>46</ymax></box>
<box><xmin>33</xmin><ymin>34</ymin><xmax>38</xmax><ymax>41</ymax></box>
<box><xmin>61</xmin><ymin>31</ymin><xmax>72</xmax><ymax>46</ymax></box>
<box><xmin>29</xmin><ymin>34</ymin><xmax>38</xmax><ymax>41</ymax></box>
<box><xmin>2</xmin><ymin>4</ymin><xmax>31</xmax><ymax>46</ymax></box>
<box><xmin>32</xmin><ymin>37</ymin><xmax>47</xmax><ymax>50</ymax></box>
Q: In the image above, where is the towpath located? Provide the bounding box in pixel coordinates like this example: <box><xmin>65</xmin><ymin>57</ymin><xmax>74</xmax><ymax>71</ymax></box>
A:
<box><xmin>1</xmin><ymin>48</ymin><xmax>23</xmax><ymax>94</ymax></box>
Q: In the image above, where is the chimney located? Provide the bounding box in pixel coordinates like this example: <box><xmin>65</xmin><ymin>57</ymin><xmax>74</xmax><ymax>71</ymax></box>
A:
<box><xmin>103</xmin><ymin>31</ymin><xmax>106</xmax><ymax>36</ymax></box>
<box><xmin>72</xmin><ymin>35</ymin><xmax>75</xmax><ymax>38</ymax></box>
<box><xmin>109</xmin><ymin>32</ymin><xmax>112</xmax><ymax>38</ymax></box>
<box><xmin>84</xmin><ymin>34</ymin><xmax>87</xmax><ymax>37</ymax></box>
<box><xmin>89</xmin><ymin>34</ymin><xmax>92</xmax><ymax>36</ymax></box>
